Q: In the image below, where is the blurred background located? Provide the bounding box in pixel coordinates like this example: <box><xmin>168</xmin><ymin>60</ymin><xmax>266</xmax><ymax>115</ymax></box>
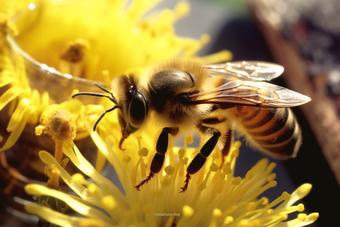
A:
<box><xmin>1</xmin><ymin>0</ymin><xmax>340</xmax><ymax>226</ymax></box>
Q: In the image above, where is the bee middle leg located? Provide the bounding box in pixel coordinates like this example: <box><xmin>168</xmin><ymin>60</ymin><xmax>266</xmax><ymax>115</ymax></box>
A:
<box><xmin>135</xmin><ymin>127</ymin><xmax>179</xmax><ymax>191</ymax></box>
<box><xmin>180</xmin><ymin>124</ymin><xmax>221</xmax><ymax>193</ymax></box>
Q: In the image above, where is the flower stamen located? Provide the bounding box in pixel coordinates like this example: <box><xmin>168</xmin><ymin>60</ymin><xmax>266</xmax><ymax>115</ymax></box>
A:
<box><xmin>58</xmin><ymin>39</ymin><xmax>90</xmax><ymax>78</ymax></box>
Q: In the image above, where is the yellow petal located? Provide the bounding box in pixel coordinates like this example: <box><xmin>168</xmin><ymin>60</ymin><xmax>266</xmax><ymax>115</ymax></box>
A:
<box><xmin>6</xmin><ymin>98</ymin><xmax>32</xmax><ymax>132</ymax></box>
<box><xmin>278</xmin><ymin>212</ymin><xmax>319</xmax><ymax>227</ymax></box>
<box><xmin>195</xmin><ymin>50</ymin><xmax>233</xmax><ymax>64</ymax></box>
<box><xmin>0</xmin><ymin>105</ymin><xmax>34</xmax><ymax>152</ymax></box>
<box><xmin>38</xmin><ymin>150</ymin><xmax>103</xmax><ymax>207</ymax></box>
<box><xmin>0</xmin><ymin>70</ymin><xmax>14</xmax><ymax>86</ymax></box>
<box><xmin>127</xmin><ymin>0</ymin><xmax>163</xmax><ymax>24</ymax></box>
<box><xmin>95</xmin><ymin>149</ymin><xmax>106</xmax><ymax>173</ymax></box>
<box><xmin>25</xmin><ymin>184</ymin><xmax>114</xmax><ymax>224</ymax></box>
<box><xmin>39</xmin><ymin>91</ymin><xmax>49</xmax><ymax>114</ymax></box>
<box><xmin>0</xmin><ymin>86</ymin><xmax>23</xmax><ymax>111</ymax></box>
<box><xmin>63</xmin><ymin>144</ymin><xmax>128</xmax><ymax>209</ymax></box>
<box><xmin>25</xmin><ymin>204</ymin><xmax>114</xmax><ymax>227</ymax></box>
<box><xmin>277</xmin><ymin>183</ymin><xmax>313</xmax><ymax>210</ymax></box>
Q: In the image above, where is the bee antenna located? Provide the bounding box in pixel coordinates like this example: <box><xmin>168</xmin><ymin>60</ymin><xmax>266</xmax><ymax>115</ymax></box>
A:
<box><xmin>72</xmin><ymin>92</ymin><xmax>117</xmax><ymax>104</ymax></box>
<box><xmin>93</xmin><ymin>105</ymin><xmax>121</xmax><ymax>131</ymax></box>
<box><xmin>72</xmin><ymin>83</ymin><xmax>118</xmax><ymax>104</ymax></box>
<box><xmin>94</xmin><ymin>82</ymin><xmax>118</xmax><ymax>104</ymax></box>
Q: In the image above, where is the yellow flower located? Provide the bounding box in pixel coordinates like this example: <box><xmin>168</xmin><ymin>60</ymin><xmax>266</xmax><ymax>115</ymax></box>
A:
<box><xmin>27</xmin><ymin>106</ymin><xmax>318</xmax><ymax>226</ymax></box>
<box><xmin>0</xmin><ymin>0</ymin><xmax>231</xmax><ymax>158</ymax></box>
<box><xmin>24</xmin><ymin>127</ymin><xmax>319</xmax><ymax>226</ymax></box>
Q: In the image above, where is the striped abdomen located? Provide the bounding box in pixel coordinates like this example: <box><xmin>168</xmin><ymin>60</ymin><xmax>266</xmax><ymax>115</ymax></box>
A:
<box><xmin>229</xmin><ymin>105</ymin><xmax>302</xmax><ymax>159</ymax></box>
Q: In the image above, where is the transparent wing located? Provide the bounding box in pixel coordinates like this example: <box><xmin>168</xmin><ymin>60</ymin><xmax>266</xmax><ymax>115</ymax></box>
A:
<box><xmin>190</xmin><ymin>80</ymin><xmax>311</xmax><ymax>108</ymax></box>
<box><xmin>204</xmin><ymin>61</ymin><xmax>284</xmax><ymax>81</ymax></box>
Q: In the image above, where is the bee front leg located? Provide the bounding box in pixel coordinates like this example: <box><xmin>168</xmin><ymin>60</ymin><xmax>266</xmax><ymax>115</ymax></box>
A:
<box><xmin>180</xmin><ymin>125</ymin><xmax>221</xmax><ymax>193</ymax></box>
<box><xmin>135</xmin><ymin>127</ymin><xmax>179</xmax><ymax>191</ymax></box>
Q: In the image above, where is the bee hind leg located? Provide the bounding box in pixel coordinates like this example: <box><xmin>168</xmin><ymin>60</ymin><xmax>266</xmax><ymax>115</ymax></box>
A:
<box><xmin>201</xmin><ymin>118</ymin><xmax>232</xmax><ymax>168</ymax></box>
<box><xmin>135</xmin><ymin>127</ymin><xmax>179</xmax><ymax>191</ymax></box>
<box><xmin>220</xmin><ymin>129</ymin><xmax>232</xmax><ymax>168</ymax></box>
<box><xmin>180</xmin><ymin>125</ymin><xmax>221</xmax><ymax>193</ymax></box>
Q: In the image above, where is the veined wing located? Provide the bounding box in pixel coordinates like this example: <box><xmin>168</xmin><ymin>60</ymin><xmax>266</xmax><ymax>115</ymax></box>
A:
<box><xmin>189</xmin><ymin>80</ymin><xmax>311</xmax><ymax>108</ymax></box>
<box><xmin>204</xmin><ymin>61</ymin><xmax>284</xmax><ymax>81</ymax></box>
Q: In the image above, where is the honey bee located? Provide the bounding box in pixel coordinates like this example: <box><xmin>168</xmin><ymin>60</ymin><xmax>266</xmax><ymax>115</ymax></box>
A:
<box><xmin>73</xmin><ymin>59</ymin><xmax>311</xmax><ymax>192</ymax></box>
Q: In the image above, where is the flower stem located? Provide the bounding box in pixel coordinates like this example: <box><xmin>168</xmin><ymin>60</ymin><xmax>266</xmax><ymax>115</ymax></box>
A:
<box><xmin>55</xmin><ymin>140</ymin><xmax>63</xmax><ymax>163</ymax></box>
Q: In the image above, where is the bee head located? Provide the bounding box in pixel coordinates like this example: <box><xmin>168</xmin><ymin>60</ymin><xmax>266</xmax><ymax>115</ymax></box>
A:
<box><xmin>72</xmin><ymin>77</ymin><xmax>148</xmax><ymax>149</ymax></box>
<box><xmin>115</xmin><ymin>75</ymin><xmax>149</xmax><ymax>148</ymax></box>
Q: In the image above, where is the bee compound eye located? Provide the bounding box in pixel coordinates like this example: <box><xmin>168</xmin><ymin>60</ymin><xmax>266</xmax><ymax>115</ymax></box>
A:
<box><xmin>128</xmin><ymin>93</ymin><xmax>147</xmax><ymax>128</ymax></box>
